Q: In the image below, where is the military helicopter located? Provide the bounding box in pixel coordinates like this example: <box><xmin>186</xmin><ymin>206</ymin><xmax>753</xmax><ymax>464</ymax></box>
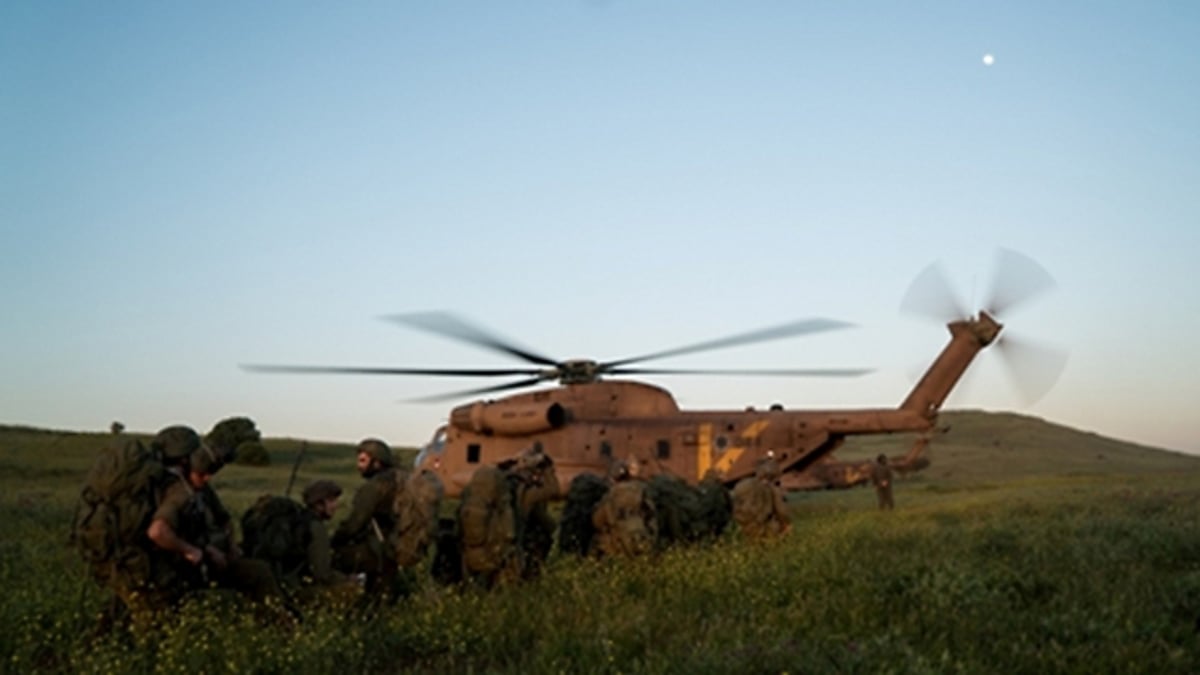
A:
<box><xmin>247</xmin><ymin>249</ymin><xmax>1064</xmax><ymax>498</ymax></box>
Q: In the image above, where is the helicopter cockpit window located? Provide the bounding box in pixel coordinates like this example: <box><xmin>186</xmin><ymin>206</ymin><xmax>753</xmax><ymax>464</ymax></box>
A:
<box><xmin>414</xmin><ymin>425</ymin><xmax>448</xmax><ymax>469</ymax></box>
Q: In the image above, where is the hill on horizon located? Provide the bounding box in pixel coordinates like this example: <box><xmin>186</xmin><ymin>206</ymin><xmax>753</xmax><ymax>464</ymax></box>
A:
<box><xmin>835</xmin><ymin>408</ymin><xmax>1200</xmax><ymax>485</ymax></box>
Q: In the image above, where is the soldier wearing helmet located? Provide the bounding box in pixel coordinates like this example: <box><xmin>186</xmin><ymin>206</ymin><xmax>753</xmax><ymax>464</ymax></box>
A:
<box><xmin>504</xmin><ymin>444</ymin><xmax>560</xmax><ymax>579</ymax></box>
<box><xmin>147</xmin><ymin>423</ymin><xmax>286</xmax><ymax>611</ymax></box>
<box><xmin>289</xmin><ymin>479</ymin><xmax>360</xmax><ymax>599</ymax></box>
<box><xmin>332</xmin><ymin>438</ymin><xmax>405</xmax><ymax>600</ymax></box>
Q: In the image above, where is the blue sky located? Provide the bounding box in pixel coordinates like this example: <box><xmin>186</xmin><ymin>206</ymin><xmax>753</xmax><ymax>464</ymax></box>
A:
<box><xmin>3</xmin><ymin>2</ymin><xmax>1198</xmax><ymax>454</ymax></box>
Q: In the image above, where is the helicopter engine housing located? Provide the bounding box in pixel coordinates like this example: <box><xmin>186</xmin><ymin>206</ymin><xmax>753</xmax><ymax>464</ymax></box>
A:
<box><xmin>450</xmin><ymin>400</ymin><xmax>567</xmax><ymax>436</ymax></box>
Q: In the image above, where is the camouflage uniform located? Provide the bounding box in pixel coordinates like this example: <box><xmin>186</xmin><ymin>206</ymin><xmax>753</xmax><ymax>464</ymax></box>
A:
<box><xmin>153</xmin><ymin>473</ymin><xmax>283</xmax><ymax>605</ymax></box>
<box><xmin>332</xmin><ymin>440</ymin><xmax>405</xmax><ymax>598</ymax></box>
<box><xmin>870</xmin><ymin>454</ymin><xmax>895</xmax><ymax>510</ymax></box>
<box><xmin>292</xmin><ymin>512</ymin><xmax>362</xmax><ymax>605</ymax></box>
<box><xmin>332</xmin><ymin>469</ymin><xmax>403</xmax><ymax>591</ymax></box>
<box><xmin>507</xmin><ymin>448</ymin><xmax>560</xmax><ymax>578</ymax></box>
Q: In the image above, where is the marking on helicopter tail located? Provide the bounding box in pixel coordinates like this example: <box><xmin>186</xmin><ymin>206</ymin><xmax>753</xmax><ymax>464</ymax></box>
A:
<box><xmin>741</xmin><ymin>420</ymin><xmax>770</xmax><ymax>441</ymax></box>
<box><xmin>697</xmin><ymin>423</ymin><xmax>713</xmax><ymax>481</ymax></box>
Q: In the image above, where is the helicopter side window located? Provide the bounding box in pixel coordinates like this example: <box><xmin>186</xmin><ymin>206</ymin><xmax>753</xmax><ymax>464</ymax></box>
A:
<box><xmin>467</xmin><ymin>444</ymin><xmax>481</xmax><ymax>464</ymax></box>
<box><xmin>414</xmin><ymin>425</ymin><xmax>448</xmax><ymax>469</ymax></box>
<box><xmin>656</xmin><ymin>439</ymin><xmax>670</xmax><ymax>460</ymax></box>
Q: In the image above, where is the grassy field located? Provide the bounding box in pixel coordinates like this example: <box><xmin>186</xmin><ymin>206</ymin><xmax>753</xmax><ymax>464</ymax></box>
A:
<box><xmin>2</xmin><ymin>412</ymin><xmax>1199</xmax><ymax>673</ymax></box>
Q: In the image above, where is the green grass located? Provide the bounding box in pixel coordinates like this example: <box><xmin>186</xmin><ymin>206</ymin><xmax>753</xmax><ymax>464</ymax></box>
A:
<box><xmin>2</xmin><ymin>414</ymin><xmax>1199</xmax><ymax>673</ymax></box>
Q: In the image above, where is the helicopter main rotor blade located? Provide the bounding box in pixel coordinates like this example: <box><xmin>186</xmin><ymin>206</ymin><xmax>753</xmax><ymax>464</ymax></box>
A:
<box><xmin>381</xmin><ymin>311</ymin><xmax>559</xmax><ymax>367</ymax></box>
<box><xmin>406</xmin><ymin>376</ymin><xmax>551</xmax><ymax>403</ymax></box>
<box><xmin>242</xmin><ymin>364</ymin><xmax>544</xmax><ymax>378</ymax></box>
<box><xmin>985</xmin><ymin>248</ymin><xmax>1057</xmax><ymax>317</ymax></box>
<box><xmin>608</xmin><ymin>367</ymin><xmax>874</xmax><ymax>377</ymax></box>
<box><xmin>900</xmin><ymin>261</ymin><xmax>967</xmax><ymax>323</ymax></box>
<box><xmin>602</xmin><ymin>318</ymin><xmax>856</xmax><ymax>370</ymax></box>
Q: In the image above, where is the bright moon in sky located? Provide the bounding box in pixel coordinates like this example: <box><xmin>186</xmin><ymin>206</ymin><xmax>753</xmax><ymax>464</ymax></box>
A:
<box><xmin>983</xmin><ymin>53</ymin><xmax>995</xmax><ymax>66</ymax></box>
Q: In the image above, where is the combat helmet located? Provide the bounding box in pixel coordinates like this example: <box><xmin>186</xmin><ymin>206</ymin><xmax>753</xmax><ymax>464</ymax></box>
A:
<box><xmin>302</xmin><ymin>479</ymin><xmax>343</xmax><ymax>508</ymax></box>
<box><xmin>189</xmin><ymin>443</ymin><xmax>225</xmax><ymax>475</ymax></box>
<box><xmin>357</xmin><ymin>438</ymin><xmax>394</xmax><ymax>468</ymax></box>
<box><xmin>206</xmin><ymin>416</ymin><xmax>261</xmax><ymax>462</ymax></box>
<box><xmin>152</xmin><ymin>425</ymin><xmax>203</xmax><ymax>461</ymax></box>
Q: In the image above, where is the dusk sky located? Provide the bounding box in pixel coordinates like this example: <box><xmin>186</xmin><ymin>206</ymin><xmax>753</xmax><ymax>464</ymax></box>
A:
<box><xmin>3</xmin><ymin>2</ymin><xmax>1197</xmax><ymax>455</ymax></box>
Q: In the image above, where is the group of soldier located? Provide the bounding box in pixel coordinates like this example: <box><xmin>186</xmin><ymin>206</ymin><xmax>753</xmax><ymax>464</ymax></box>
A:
<box><xmin>77</xmin><ymin>419</ymin><xmax>897</xmax><ymax>630</ymax></box>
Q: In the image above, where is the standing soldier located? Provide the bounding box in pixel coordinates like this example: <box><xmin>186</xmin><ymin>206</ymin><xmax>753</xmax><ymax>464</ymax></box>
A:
<box><xmin>591</xmin><ymin>459</ymin><xmax>658</xmax><ymax>558</ymax></box>
<box><xmin>332</xmin><ymin>438</ymin><xmax>404</xmax><ymax>599</ymax></box>
<box><xmin>731</xmin><ymin>453</ymin><xmax>791</xmax><ymax>540</ymax></box>
<box><xmin>870</xmin><ymin>454</ymin><xmax>895</xmax><ymax>510</ymax></box>
<box><xmin>505</xmin><ymin>445</ymin><xmax>560</xmax><ymax>578</ymax></box>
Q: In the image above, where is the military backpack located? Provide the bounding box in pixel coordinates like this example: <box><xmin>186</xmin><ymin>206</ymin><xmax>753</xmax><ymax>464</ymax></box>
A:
<box><xmin>558</xmin><ymin>473</ymin><xmax>610</xmax><ymax>556</ymax></box>
<box><xmin>241</xmin><ymin>495</ymin><xmax>314</xmax><ymax>579</ymax></box>
<box><xmin>71</xmin><ymin>438</ymin><xmax>170</xmax><ymax>586</ymax></box>
<box><xmin>392</xmin><ymin>470</ymin><xmax>444</xmax><ymax>567</ymax></box>
<box><xmin>458</xmin><ymin>466</ymin><xmax>518</xmax><ymax>575</ymax></box>
<box><xmin>596</xmin><ymin>480</ymin><xmax>657</xmax><ymax>557</ymax></box>
<box><xmin>731</xmin><ymin>477</ymin><xmax>776</xmax><ymax>536</ymax></box>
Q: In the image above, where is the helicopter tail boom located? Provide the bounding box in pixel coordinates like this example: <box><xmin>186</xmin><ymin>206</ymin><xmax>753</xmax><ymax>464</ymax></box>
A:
<box><xmin>899</xmin><ymin>312</ymin><xmax>1001</xmax><ymax>418</ymax></box>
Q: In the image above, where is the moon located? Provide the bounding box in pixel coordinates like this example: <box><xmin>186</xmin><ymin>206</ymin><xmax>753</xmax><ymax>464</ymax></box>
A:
<box><xmin>983</xmin><ymin>54</ymin><xmax>995</xmax><ymax>66</ymax></box>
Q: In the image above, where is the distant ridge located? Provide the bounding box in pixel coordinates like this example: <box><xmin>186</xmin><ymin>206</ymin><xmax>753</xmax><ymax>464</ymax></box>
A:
<box><xmin>837</xmin><ymin>409</ymin><xmax>1199</xmax><ymax>486</ymax></box>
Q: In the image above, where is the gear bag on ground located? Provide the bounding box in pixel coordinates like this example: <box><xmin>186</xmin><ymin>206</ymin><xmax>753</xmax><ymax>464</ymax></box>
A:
<box><xmin>241</xmin><ymin>495</ymin><xmax>314</xmax><ymax>580</ymax></box>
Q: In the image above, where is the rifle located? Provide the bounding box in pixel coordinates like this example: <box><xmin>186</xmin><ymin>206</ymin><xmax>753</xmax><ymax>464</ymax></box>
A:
<box><xmin>284</xmin><ymin>442</ymin><xmax>308</xmax><ymax>499</ymax></box>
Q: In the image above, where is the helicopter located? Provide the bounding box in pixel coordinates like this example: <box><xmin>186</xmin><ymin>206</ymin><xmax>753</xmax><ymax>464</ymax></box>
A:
<box><xmin>247</xmin><ymin>249</ymin><xmax>1064</xmax><ymax>498</ymax></box>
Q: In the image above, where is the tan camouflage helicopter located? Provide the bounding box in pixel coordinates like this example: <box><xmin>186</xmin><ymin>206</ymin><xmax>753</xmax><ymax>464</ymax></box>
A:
<box><xmin>248</xmin><ymin>249</ymin><xmax>1064</xmax><ymax>498</ymax></box>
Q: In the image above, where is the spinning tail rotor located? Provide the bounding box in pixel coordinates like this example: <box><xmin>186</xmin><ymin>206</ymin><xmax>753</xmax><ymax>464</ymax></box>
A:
<box><xmin>900</xmin><ymin>248</ymin><xmax>1068</xmax><ymax>406</ymax></box>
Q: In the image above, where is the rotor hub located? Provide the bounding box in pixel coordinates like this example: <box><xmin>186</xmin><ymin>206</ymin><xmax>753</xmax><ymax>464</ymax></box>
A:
<box><xmin>558</xmin><ymin>359</ymin><xmax>602</xmax><ymax>384</ymax></box>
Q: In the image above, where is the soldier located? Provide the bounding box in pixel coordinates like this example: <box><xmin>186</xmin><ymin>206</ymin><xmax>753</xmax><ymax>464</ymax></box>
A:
<box><xmin>95</xmin><ymin>425</ymin><xmax>200</xmax><ymax>628</ymax></box>
<box><xmin>504</xmin><ymin>445</ymin><xmax>560</xmax><ymax>578</ymax></box>
<box><xmin>870</xmin><ymin>453</ymin><xmax>895</xmax><ymax>510</ymax></box>
<box><xmin>331</xmin><ymin>438</ymin><xmax>404</xmax><ymax>598</ymax></box>
<box><xmin>731</xmin><ymin>454</ymin><xmax>791</xmax><ymax>540</ymax></box>
<box><xmin>296</xmin><ymin>480</ymin><xmax>362</xmax><ymax>602</ymax></box>
<box><xmin>591</xmin><ymin>459</ymin><xmax>658</xmax><ymax>558</ymax></box>
<box><xmin>146</xmin><ymin>441</ymin><xmax>286</xmax><ymax>608</ymax></box>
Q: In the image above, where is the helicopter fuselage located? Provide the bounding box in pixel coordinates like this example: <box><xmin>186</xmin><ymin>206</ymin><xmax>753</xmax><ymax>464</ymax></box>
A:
<box><xmin>414</xmin><ymin>312</ymin><xmax>1002</xmax><ymax>498</ymax></box>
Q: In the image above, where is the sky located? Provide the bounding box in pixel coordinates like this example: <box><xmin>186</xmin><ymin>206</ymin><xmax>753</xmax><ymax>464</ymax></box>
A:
<box><xmin>2</xmin><ymin>2</ymin><xmax>1198</xmax><ymax>455</ymax></box>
